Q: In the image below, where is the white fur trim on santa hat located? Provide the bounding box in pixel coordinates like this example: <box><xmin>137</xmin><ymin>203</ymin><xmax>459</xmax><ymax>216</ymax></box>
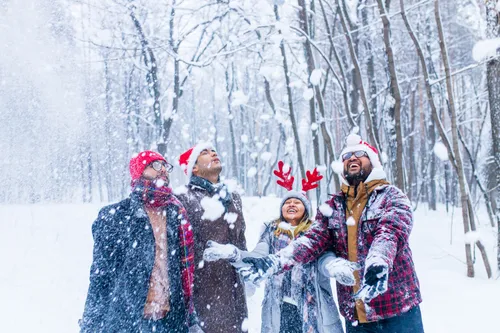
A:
<box><xmin>336</xmin><ymin>133</ymin><xmax>386</xmax><ymax>185</ymax></box>
<box><xmin>183</xmin><ymin>142</ymin><xmax>214</xmax><ymax>181</ymax></box>
<box><xmin>340</xmin><ymin>134</ymin><xmax>382</xmax><ymax>168</ymax></box>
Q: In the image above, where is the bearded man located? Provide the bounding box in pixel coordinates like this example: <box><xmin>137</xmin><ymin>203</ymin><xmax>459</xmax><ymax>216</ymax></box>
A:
<box><xmin>80</xmin><ymin>151</ymin><xmax>202</xmax><ymax>333</ymax></box>
<box><xmin>241</xmin><ymin>134</ymin><xmax>424</xmax><ymax>333</ymax></box>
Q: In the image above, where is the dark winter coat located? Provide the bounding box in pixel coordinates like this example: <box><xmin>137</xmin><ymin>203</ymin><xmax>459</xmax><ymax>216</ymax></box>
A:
<box><xmin>80</xmin><ymin>194</ymin><xmax>197</xmax><ymax>333</ymax></box>
<box><xmin>175</xmin><ymin>180</ymin><xmax>248</xmax><ymax>333</ymax></box>
<box><xmin>285</xmin><ymin>184</ymin><xmax>422</xmax><ymax>323</ymax></box>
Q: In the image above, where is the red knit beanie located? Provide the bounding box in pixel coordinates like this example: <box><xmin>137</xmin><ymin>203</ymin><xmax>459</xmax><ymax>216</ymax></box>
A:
<box><xmin>129</xmin><ymin>150</ymin><xmax>167</xmax><ymax>180</ymax></box>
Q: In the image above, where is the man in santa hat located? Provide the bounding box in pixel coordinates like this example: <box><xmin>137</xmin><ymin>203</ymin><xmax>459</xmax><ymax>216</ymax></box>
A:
<box><xmin>240</xmin><ymin>134</ymin><xmax>424</xmax><ymax>333</ymax></box>
<box><xmin>176</xmin><ymin>143</ymin><xmax>248</xmax><ymax>333</ymax></box>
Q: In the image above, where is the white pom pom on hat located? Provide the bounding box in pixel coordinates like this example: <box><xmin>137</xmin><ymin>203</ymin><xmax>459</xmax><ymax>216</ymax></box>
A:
<box><xmin>345</xmin><ymin>133</ymin><xmax>362</xmax><ymax>147</ymax></box>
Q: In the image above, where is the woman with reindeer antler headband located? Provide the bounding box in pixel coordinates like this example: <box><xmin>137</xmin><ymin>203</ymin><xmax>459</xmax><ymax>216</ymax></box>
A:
<box><xmin>202</xmin><ymin>161</ymin><xmax>356</xmax><ymax>333</ymax></box>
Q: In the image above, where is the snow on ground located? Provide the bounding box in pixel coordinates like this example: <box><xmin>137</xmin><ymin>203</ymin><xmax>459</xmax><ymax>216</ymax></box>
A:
<box><xmin>0</xmin><ymin>198</ymin><xmax>498</xmax><ymax>332</ymax></box>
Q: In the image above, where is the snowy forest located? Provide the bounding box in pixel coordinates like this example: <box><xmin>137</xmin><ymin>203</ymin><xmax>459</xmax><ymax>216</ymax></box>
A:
<box><xmin>3</xmin><ymin>0</ymin><xmax>499</xmax><ymax>271</ymax></box>
<box><xmin>1</xmin><ymin>0</ymin><xmax>500</xmax><ymax>324</ymax></box>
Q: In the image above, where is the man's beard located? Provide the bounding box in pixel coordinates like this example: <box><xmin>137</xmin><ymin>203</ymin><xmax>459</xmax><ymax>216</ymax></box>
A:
<box><xmin>344</xmin><ymin>168</ymin><xmax>368</xmax><ymax>185</ymax></box>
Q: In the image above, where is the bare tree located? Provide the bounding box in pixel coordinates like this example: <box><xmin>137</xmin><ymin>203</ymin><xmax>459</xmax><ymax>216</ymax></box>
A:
<box><xmin>274</xmin><ymin>4</ymin><xmax>306</xmax><ymax>179</ymax></box>
<box><xmin>129</xmin><ymin>6</ymin><xmax>162</xmax><ymax>151</ymax></box>
<box><xmin>485</xmin><ymin>0</ymin><xmax>500</xmax><ymax>273</ymax></box>
<box><xmin>376</xmin><ymin>0</ymin><xmax>405</xmax><ymax>192</ymax></box>
<box><xmin>336</xmin><ymin>0</ymin><xmax>381</xmax><ymax>153</ymax></box>
<box><xmin>434</xmin><ymin>0</ymin><xmax>491</xmax><ymax>278</ymax></box>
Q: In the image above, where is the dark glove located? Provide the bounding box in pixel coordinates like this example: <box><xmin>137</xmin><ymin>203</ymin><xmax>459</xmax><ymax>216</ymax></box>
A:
<box><xmin>363</xmin><ymin>264</ymin><xmax>386</xmax><ymax>286</ymax></box>
<box><xmin>238</xmin><ymin>255</ymin><xmax>280</xmax><ymax>284</ymax></box>
<box><xmin>354</xmin><ymin>263</ymin><xmax>388</xmax><ymax>302</ymax></box>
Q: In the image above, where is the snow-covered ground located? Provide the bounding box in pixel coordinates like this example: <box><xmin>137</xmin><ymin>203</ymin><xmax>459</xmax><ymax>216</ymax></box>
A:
<box><xmin>1</xmin><ymin>198</ymin><xmax>498</xmax><ymax>332</ymax></box>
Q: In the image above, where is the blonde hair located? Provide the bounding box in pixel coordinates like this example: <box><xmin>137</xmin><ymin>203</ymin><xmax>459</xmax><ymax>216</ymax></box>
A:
<box><xmin>274</xmin><ymin>215</ymin><xmax>312</xmax><ymax>239</ymax></box>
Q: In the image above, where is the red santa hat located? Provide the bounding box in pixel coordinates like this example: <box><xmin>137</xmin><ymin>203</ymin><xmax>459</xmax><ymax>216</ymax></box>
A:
<box><xmin>178</xmin><ymin>142</ymin><xmax>215</xmax><ymax>179</ymax></box>
<box><xmin>338</xmin><ymin>133</ymin><xmax>386</xmax><ymax>183</ymax></box>
<box><xmin>129</xmin><ymin>150</ymin><xmax>167</xmax><ymax>180</ymax></box>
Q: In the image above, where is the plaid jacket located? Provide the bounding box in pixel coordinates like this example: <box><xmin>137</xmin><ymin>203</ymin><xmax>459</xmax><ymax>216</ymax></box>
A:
<box><xmin>285</xmin><ymin>184</ymin><xmax>422</xmax><ymax>322</ymax></box>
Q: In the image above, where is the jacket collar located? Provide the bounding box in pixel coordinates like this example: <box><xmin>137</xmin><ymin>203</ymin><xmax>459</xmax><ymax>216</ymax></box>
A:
<box><xmin>329</xmin><ymin>181</ymin><xmax>390</xmax><ymax>209</ymax></box>
<box><xmin>188</xmin><ymin>175</ymin><xmax>232</xmax><ymax>211</ymax></box>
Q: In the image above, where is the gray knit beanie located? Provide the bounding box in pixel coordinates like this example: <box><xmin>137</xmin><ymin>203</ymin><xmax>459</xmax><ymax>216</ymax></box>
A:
<box><xmin>279</xmin><ymin>190</ymin><xmax>312</xmax><ymax>219</ymax></box>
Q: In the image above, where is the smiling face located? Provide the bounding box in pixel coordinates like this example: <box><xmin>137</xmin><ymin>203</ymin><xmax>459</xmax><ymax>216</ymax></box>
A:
<box><xmin>343</xmin><ymin>152</ymin><xmax>373</xmax><ymax>186</ymax></box>
<box><xmin>281</xmin><ymin>198</ymin><xmax>306</xmax><ymax>226</ymax></box>
<box><xmin>192</xmin><ymin>148</ymin><xmax>222</xmax><ymax>182</ymax></box>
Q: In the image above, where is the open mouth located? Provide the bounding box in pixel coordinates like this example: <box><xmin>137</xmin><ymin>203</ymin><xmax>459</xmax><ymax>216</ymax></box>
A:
<box><xmin>287</xmin><ymin>208</ymin><xmax>298</xmax><ymax>213</ymax></box>
<box><xmin>348</xmin><ymin>162</ymin><xmax>360</xmax><ymax>172</ymax></box>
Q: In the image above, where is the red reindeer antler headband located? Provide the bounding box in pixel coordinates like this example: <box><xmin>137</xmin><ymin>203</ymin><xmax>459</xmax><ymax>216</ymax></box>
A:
<box><xmin>302</xmin><ymin>168</ymin><xmax>322</xmax><ymax>191</ymax></box>
<box><xmin>274</xmin><ymin>161</ymin><xmax>323</xmax><ymax>193</ymax></box>
<box><xmin>273</xmin><ymin>160</ymin><xmax>294</xmax><ymax>191</ymax></box>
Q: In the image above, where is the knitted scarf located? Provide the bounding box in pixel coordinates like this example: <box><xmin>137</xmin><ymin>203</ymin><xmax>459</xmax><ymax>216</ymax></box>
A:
<box><xmin>189</xmin><ymin>175</ymin><xmax>232</xmax><ymax>211</ymax></box>
<box><xmin>131</xmin><ymin>178</ymin><xmax>173</xmax><ymax>208</ymax></box>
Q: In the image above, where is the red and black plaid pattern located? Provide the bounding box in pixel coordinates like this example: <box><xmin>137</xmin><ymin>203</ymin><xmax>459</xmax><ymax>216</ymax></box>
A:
<box><xmin>288</xmin><ymin>185</ymin><xmax>422</xmax><ymax>322</ymax></box>
<box><xmin>173</xmin><ymin>199</ymin><xmax>197</xmax><ymax>324</ymax></box>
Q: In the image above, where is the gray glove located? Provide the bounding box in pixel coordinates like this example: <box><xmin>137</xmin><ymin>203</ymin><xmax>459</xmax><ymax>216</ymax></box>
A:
<box><xmin>323</xmin><ymin>257</ymin><xmax>361</xmax><ymax>286</ymax></box>
<box><xmin>354</xmin><ymin>263</ymin><xmax>388</xmax><ymax>302</ymax></box>
<box><xmin>203</xmin><ymin>240</ymin><xmax>241</xmax><ymax>263</ymax></box>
